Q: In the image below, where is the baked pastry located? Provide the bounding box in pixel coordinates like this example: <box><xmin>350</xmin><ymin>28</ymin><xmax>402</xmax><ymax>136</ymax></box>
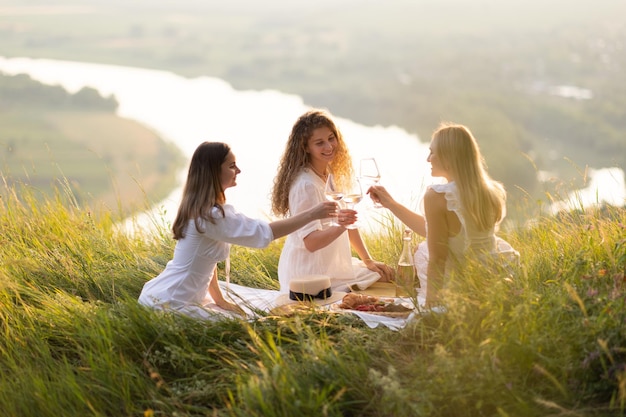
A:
<box><xmin>338</xmin><ymin>293</ymin><xmax>413</xmax><ymax>313</ymax></box>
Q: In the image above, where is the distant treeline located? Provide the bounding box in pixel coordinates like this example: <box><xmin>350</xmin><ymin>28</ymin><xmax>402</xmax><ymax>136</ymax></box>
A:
<box><xmin>0</xmin><ymin>73</ymin><xmax>118</xmax><ymax>111</ymax></box>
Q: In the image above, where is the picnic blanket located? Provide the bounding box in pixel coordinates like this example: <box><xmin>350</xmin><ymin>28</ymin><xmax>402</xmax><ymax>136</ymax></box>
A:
<box><xmin>221</xmin><ymin>282</ymin><xmax>426</xmax><ymax>330</ymax></box>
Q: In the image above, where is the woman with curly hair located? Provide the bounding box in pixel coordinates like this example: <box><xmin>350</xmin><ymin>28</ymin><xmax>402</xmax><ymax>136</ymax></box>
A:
<box><xmin>271</xmin><ymin>109</ymin><xmax>393</xmax><ymax>293</ymax></box>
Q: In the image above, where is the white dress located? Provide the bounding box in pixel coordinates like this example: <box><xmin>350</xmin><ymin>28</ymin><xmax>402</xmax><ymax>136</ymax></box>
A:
<box><xmin>138</xmin><ymin>204</ymin><xmax>274</xmax><ymax>319</ymax></box>
<box><xmin>414</xmin><ymin>182</ymin><xmax>519</xmax><ymax>294</ymax></box>
<box><xmin>278</xmin><ymin>169</ymin><xmax>380</xmax><ymax>293</ymax></box>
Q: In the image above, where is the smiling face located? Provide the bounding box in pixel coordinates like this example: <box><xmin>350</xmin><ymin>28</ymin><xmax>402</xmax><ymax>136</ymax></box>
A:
<box><xmin>220</xmin><ymin>151</ymin><xmax>241</xmax><ymax>190</ymax></box>
<box><xmin>427</xmin><ymin>138</ymin><xmax>447</xmax><ymax>179</ymax></box>
<box><xmin>306</xmin><ymin>126</ymin><xmax>337</xmax><ymax>170</ymax></box>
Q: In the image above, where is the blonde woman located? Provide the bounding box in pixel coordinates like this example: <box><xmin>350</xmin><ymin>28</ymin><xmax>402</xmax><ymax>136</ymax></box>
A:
<box><xmin>271</xmin><ymin>109</ymin><xmax>393</xmax><ymax>293</ymax></box>
<box><xmin>369</xmin><ymin>123</ymin><xmax>519</xmax><ymax>306</ymax></box>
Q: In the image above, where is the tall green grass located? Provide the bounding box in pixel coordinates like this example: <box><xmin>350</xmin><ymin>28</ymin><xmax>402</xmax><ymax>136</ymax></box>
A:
<box><xmin>0</xmin><ymin>180</ymin><xmax>624</xmax><ymax>416</ymax></box>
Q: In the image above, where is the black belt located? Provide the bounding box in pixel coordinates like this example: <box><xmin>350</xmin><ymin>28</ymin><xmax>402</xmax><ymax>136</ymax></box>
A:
<box><xmin>289</xmin><ymin>288</ymin><xmax>332</xmax><ymax>302</ymax></box>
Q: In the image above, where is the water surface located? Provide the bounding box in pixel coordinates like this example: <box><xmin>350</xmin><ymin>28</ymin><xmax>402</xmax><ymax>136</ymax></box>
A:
<box><xmin>0</xmin><ymin>56</ymin><xmax>622</xmax><ymax>232</ymax></box>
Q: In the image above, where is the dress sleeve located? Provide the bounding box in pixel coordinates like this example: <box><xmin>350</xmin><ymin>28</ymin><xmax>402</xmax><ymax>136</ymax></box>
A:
<box><xmin>288</xmin><ymin>175</ymin><xmax>324</xmax><ymax>240</ymax></box>
<box><xmin>203</xmin><ymin>205</ymin><xmax>274</xmax><ymax>248</ymax></box>
<box><xmin>430</xmin><ymin>183</ymin><xmax>461</xmax><ymax>215</ymax></box>
<box><xmin>430</xmin><ymin>182</ymin><xmax>469</xmax><ymax>248</ymax></box>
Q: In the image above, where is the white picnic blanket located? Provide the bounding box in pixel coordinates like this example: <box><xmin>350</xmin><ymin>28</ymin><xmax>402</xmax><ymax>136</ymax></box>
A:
<box><xmin>221</xmin><ymin>282</ymin><xmax>427</xmax><ymax>330</ymax></box>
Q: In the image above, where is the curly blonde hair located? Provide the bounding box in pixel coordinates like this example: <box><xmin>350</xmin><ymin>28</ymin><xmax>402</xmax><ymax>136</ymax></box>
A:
<box><xmin>271</xmin><ymin>109</ymin><xmax>353</xmax><ymax>217</ymax></box>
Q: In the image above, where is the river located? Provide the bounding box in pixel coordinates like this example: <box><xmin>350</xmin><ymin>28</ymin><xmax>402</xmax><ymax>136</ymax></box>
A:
<box><xmin>0</xmin><ymin>56</ymin><xmax>623</xmax><ymax>232</ymax></box>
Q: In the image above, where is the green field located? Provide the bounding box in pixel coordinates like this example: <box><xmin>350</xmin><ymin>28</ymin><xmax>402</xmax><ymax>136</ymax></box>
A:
<box><xmin>0</xmin><ymin>72</ymin><xmax>184</xmax><ymax>213</ymax></box>
<box><xmin>1</xmin><ymin>3</ymin><xmax>626</xmax><ymax>414</ymax></box>
<box><xmin>0</xmin><ymin>109</ymin><xmax>183</xmax><ymax>212</ymax></box>
<box><xmin>0</xmin><ymin>181</ymin><xmax>624</xmax><ymax>416</ymax></box>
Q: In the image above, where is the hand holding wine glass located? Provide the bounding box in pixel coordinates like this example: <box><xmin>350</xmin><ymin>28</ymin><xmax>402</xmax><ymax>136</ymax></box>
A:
<box><xmin>359</xmin><ymin>158</ymin><xmax>383</xmax><ymax>208</ymax></box>
<box><xmin>324</xmin><ymin>174</ymin><xmax>344</xmax><ymax>226</ymax></box>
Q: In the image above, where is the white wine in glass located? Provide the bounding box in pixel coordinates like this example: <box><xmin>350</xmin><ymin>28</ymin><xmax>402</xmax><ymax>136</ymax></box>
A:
<box><xmin>359</xmin><ymin>158</ymin><xmax>383</xmax><ymax>208</ymax></box>
<box><xmin>324</xmin><ymin>174</ymin><xmax>343</xmax><ymax>226</ymax></box>
<box><xmin>342</xmin><ymin>179</ymin><xmax>363</xmax><ymax>229</ymax></box>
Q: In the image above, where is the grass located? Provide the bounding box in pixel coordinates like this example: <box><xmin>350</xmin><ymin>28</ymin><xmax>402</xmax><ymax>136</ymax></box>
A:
<box><xmin>0</xmin><ymin>180</ymin><xmax>625</xmax><ymax>417</ymax></box>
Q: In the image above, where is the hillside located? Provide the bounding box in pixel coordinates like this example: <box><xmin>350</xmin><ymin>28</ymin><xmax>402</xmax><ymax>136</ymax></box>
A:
<box><xmin>0</xmin><ymin>72</ymin><xmax>184</xmax><ymax>213</ymax></box>
<box><xmin>0</xmin><ymin>178</ymin><xmax>624</xmax><ymax>416</ymax></box>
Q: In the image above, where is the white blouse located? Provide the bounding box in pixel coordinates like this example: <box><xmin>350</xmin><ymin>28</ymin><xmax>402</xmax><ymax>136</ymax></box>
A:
<box><xmin>138</xmin><ymin>204</ymin><xmax>273</xmax><ymax>317</ymax></box>
<box><xmin>278</xmin><ymin>169</ymin><xmax>380</xmax><ymax>293</ymax></box>
<box><xmin>414</xmin><ymin>182</ymin><xmax>519</xmax><ymax>291</ymax></box>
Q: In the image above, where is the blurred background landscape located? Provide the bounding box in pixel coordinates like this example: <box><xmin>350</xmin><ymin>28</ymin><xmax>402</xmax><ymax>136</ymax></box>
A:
<box><xmin>1</xmin><ymin>0</ymin><xmax>624</xmax><ymax>219</ymax></box>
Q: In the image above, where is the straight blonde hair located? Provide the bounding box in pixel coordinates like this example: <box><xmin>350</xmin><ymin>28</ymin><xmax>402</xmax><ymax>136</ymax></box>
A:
<box><xmin>432</xmin><ymin>123</ymin><xmax>506</xmax><ymax>231</ymax></box>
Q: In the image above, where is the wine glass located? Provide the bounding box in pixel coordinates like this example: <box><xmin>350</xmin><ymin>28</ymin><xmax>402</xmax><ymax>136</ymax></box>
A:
<box><xmin>342</xmin><ymin>179</ymin><xmax>363</xmax><ymax>229</ymax></box>
<box><xmin>359</xmin><ymin>158</ymin><xmax>382</xmax><ymax>208</ymax></box>
<box><xmin>324</xmin><ymin>173</ymin><xmax>343</xmax><ymax>226</ymax></box>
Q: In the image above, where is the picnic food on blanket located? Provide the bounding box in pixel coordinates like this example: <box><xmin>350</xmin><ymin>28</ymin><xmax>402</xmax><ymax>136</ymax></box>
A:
<box><xmin>338</xmin><ymin>293</ymin><xmax>413</xmax><ymax>313</ymax></box>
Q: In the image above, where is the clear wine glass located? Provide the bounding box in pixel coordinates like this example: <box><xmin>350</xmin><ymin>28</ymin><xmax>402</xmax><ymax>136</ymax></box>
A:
<box><xmin>359</xmin><ymin>158</ymin><xmax>382</xmax><ymax>208</ymax></box>
<box><xmin>343</xmin><ymin>179</ymin><xmax>363</xmax><ymax>229</ymax></box>
<box><xmin>324</xmin><ymin>173</ymin><xmax>343</xmax><ymax>226</ymax></box>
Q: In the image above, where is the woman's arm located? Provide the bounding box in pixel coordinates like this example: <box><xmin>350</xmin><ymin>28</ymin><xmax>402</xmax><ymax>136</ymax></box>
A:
<box><xmin>348</xmin><ymin>229</ymin><xmax>394</xmax><ymax>281</ymax></box>
<box><xmin>368</xmin><ymin>185</ymin><xmax>426</xmax><ymax>237</ymax></box>
<box><xmin>301</xmin><ymin>208</ymin><xmax>357</xmax><ymax>252</ymax></box>
<box><xmin>423</xmin><ymin>188</ymin><xmax>449</xmax><ymax>307</ymax></box>
<box><xmin>208</xmin><ymin>269</ymin><xmax>244</xmax><ymax>314</ymax></box>
<box><xmin>269</xmin><ymin>201</ymin><xmax>338</xmax><ymax>239</ymax></box>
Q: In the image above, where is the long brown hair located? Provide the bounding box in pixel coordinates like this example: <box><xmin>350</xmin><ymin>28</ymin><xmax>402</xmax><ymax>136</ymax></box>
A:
<box><xmin>432</xmin><ymin>123</ymin><xmax>506</xmax><ymax>231</ymax></box>
<box><xmin>271</xmin><ymin>109</ymin><xmax>353</xmax><ymax>217</ymax></box>
<box><xmin>171</xmin><ymin>142</ymin><xmax>230</xmax><ymax>239</ymax></box>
